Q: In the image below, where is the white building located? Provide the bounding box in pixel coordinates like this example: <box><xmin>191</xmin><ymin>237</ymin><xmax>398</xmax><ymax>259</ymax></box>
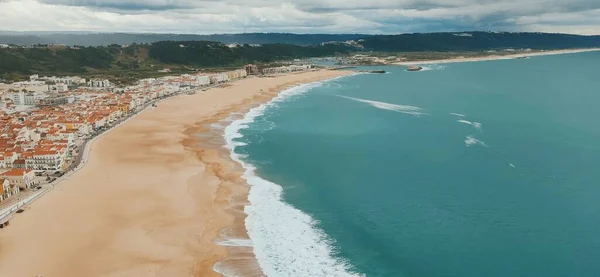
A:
<box><xmin>0</xmin><ymin>178</ymin><xmax>14</xmax><ymax>202</ymax></box>
<box><xmin>45</xmin><ymin>131</ymin><xmax>75</xmax><ymax>145</ymax></box>
<box><xmin>0</xmin><ymin>169</ymin><xmax>36</xmax><ymax>190</ymax></box>
<box><xmin>49</xmin><ymin>83</ymin><xmax>69</xmax><ymax>93</ymax></box>
<box><xmin>139</xmin><ymin>78</ymin><xmax>157</xmax><ymax>86</ymax></box>
<box><xmin>262</xmin><ymin>64</ymin><xmax>313</xmax><ymax>75</ymax></box>
<box><xmin>10</xmin><ymin>92</ymin><xmax>47</xmax><ymax>106</ymax></box>
<box><xmin>71</xmin><ymin>76</ymin><xmax>87</xmax><ymax>85</ymax></box>
<box><xmin>87</xmin><ymin>79</ymin><xmax>112</xmax><ymax>88</ymax></box>
<box><xmin>11</xmin><ymin>80</ymin><xmax>49</xmax><ymax>93</ymax></box>
<box><xmin>25</xmin><ymin>150</ymin><xmax>67</xmax><ymax>173</ymax></box>
<box><xmin>210</xmin><ymin>73</ymin><xmax>229</xmax><ymax>84</ymax></box>
<box><xmin>42</xmin><ymin>76</ymin><xmax>76</xmax><ymax>85</ymax></box>
<box><xmin>195</xmin><ymin>75</ymin><xmax>210</xmax><ymax>86</ymax></box>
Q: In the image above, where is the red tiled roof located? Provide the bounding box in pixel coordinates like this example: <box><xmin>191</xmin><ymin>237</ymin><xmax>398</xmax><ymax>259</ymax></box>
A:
<box><xmin>0</xmin><ymin>168</ymin><xmax>31</xmax><ymax>176</ymax></box>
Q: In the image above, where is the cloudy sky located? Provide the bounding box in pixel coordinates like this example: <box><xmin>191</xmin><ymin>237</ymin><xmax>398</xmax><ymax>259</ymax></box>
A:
<box><xmin>0</xmin><ymin>0</ymin><xmax>599</xmax><ymax>35</ymax></box>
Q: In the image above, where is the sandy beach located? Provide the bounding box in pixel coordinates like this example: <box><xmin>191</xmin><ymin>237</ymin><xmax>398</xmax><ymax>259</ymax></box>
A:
<box><xmin>0</xmin><ymin>69</ymin><xmax>351</xmax><ymax>277</ymax></box>
<box><xmin>394</xmin><ymin>48</ymin><xmax>600</xmax><ymax>65</ymax></box>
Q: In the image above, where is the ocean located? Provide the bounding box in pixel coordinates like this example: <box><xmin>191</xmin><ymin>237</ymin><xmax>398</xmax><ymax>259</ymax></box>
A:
<box><xmin>225</xmin><ymin>51</ymin><xmax>600</xmax><ymax>277</ymax></box>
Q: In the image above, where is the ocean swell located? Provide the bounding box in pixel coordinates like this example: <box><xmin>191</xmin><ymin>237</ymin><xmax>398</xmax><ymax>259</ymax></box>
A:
<box><xmin>224</xmin><ymin>78</ymin><xmax>364</xmax><ymax>277</ymax></box>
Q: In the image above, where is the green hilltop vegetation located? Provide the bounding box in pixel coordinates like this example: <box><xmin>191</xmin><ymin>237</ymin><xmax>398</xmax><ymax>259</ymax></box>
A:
<box><xmin>148</xmin><ymin>41</ymin><xmax>350</xmax><ymax>66</ymax></box>
<box><xmin>0</xmin><ymin>41</ymin><xmax>351</xmax><ymax>82</ymax></box>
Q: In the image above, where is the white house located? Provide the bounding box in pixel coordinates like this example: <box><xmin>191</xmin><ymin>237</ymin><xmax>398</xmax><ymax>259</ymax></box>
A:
<box><xmin>0</xmin><ymin>178</ymin><xmax>17</xmax><ymax>202</ymax></box>
<box><xmin>0</xmin><ymin>152</ymin><xmax>19</xmax><ymax>168</ymax></box>
<box><xmin>0</xmin><ymin>169</ymin><xmax>36</xmax><ymax>190</ymax></box>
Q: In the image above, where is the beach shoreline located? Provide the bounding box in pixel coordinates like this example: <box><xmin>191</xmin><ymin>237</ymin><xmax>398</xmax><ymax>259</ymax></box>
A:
<box><xmin>393</xmin><ymin>47</ymin><xmax>600</xmax><ymax>65</ymax></box>
<box><xmin>0</xmin><ymin>69</ymin><xmax>352</xmax><ymax>277</ymax></box>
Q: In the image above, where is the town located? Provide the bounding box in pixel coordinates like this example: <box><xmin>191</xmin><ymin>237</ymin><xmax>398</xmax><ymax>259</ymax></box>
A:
<box><xmin>0</xmin><ymin>63</ymin><xmax>314</xmax><ymax>224</ymax></box>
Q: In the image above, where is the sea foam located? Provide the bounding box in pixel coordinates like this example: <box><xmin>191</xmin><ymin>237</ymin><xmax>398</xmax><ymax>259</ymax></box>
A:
<box><xmin>338</xmin><ymin>95</ymin><xmax>426</xmax><ymax>116</ymax></box>
<box><xmin>457</xmin><ymin>119</ymin><xmax>483</xmax><ymax>130</ymax></box>
<box><xmin>224</xmin><ymin>77</ymin><xmax>364</xmax><ymax>277</ymax></box>
<box><xmin>465</xmin><ymin>135</ymin><xmax>488</xmax><ymax>147</ymax></box>
<box><xmin>420</xmin><ymin>64</ymin><xmax>447</xmax><ymax>71</ymax></box>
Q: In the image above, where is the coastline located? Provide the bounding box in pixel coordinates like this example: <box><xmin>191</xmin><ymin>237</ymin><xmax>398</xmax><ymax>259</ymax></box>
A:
<box><xmin>393</xmin><ymin>48</ymin><xmax>600</xmax><ymax>65</ymax></box>
<box><xmin>0</xmin><ymin>69</ymin><xmax>352</xmax><ymax>277</ymax></box>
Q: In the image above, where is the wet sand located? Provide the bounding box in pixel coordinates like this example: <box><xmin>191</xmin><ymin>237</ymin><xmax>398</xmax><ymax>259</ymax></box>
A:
<box><xmin>0</xmin><ymin>69</ymin><xmax>351</xmax><ymax>277</ymax></box>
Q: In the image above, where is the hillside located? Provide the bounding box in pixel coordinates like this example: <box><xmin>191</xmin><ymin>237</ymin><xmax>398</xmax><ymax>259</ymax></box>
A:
<box><xmin>0</xmin><ymin>41</ymin><xmax>352</xmax><ymax>81</ymax></box>
<box><xmin>358</xmin><ymin>32</ymin><xmax>600</xmax><ymax>52</ymax></box>
<box><xmin>2</xmin><ymin>31</ymin><xmax>600</xmax><ymax>50</ymax></box>
<box><xmin>2</xmin><ymin>31</ymin><xmax>600</xmax><ymax>82</ymax></box>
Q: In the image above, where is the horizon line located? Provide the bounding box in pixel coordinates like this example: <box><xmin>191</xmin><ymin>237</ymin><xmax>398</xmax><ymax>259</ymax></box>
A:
<box><xmin>1</xmin><ymin>30</ymin><xmax>599</xmax><ymax>37</ymax></box>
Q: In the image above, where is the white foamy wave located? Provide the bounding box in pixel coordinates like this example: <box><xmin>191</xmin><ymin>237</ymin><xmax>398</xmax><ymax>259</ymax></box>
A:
<box><xmin>224</xmin><ymin>76</ymin><xmax>363</xmax><ymax>277</ymax></box>
<box><xmin>215</xmin><ymin>237</ymin><xmax>254</xmax><ymax>247</ymax></box>
<box><xmin>465</xmin><ymin>135</ymin><xmax>488</xmax><ymax>147</ymax></box>
<box><xmin>450</xmin><ymin>113</ymin><xmax>466</xmax><ymax>117</ymax></box>
<box><xmin>338</xmin><ymin>95</ymin><xmax>426</xmax><ymax>116</ymax></box>
<box><xmin>457</xmin><ymin>119</ymin><xmax>483</xmax><ymax>130</ymax></box>
<box><xmin>420</xmin><ymin>64</ymin><xmax>447</xmax><ymax>71</ymax></box>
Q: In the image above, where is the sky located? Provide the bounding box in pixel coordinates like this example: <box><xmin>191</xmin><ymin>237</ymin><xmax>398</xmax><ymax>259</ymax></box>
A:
<box><xmin>0</xmin><ymin>0</ymin><xmax>599</xmax><ymax>35</ymax></box>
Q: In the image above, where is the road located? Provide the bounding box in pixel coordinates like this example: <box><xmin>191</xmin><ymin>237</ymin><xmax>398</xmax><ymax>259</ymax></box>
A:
<box><xmin>0</xmin><ymin>87</ymin><xmax>203</xmax><ymax>226</ymax></box>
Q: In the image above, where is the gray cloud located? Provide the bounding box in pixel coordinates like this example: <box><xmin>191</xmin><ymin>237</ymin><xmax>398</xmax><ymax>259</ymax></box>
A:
<box><xmin>37</xmin><ymin>0</ymin><xmax>194</xmax><ymax>10</ymax></box>
<box><xmin>1</xmin><ymin>0</ymin><xmax>599</xmax><ymax>34</ymax></box>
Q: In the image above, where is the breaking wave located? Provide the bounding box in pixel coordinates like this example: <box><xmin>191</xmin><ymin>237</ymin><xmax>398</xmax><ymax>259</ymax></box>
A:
<box><xmin>224</xmin><ymin>77</ymin><xmax>364</xmax><ymax>277</ymax></box>
<box><xmin>465</xmin><ymin>135</ymin><xmax>488</xmax><ymax>147</ymax></box>
<box><xmin>457</xmin><ymin>119</ymin><xmax>483</xmax><ymax>130</ymax></box>
<box><xmin>337</xmin><ymin>95</ymin><xmax>427</xmax><ymax>116</ymax></box>
<box><xmin>420</xmin><ymin>64</ymin><xmax>448</xmax><ymax>71</ymax></box>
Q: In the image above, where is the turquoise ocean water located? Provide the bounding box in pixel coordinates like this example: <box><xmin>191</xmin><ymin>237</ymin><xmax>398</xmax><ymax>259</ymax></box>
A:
<box><xmin>225</xmin><ymin>51</ymin><xmax>600</xmax><ymax>277</ymax></box>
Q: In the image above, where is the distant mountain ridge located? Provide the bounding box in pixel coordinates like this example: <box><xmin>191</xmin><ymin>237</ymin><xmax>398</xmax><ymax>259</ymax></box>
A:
<box><xmin>360</xmin><ymin>32</ymin><xmax>600</xmax><ymax>51</ymax></box>
<box><xmin>0</xmin><ymin>32</ymin><xmax>369</xmax><ymax>46</ymax></box>
<box><xmin>1</xmin><ymin>31</ymin><xmax>599</xmax><ymax>51</ymax></box>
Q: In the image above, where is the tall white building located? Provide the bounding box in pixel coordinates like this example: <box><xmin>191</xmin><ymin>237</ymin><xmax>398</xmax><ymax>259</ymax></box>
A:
<box><xmin>87</xmin><ymin>79</ymin><xmax>112</xmax><ymax>88</ymax></box>
<box><xmin>195</xmin><ymin>76</ymin><xmax>210</xmax><ymax>86</ymax></box>
<box><xmin>10</xmin><ymin>92</ymin><xmax>47</xmax><ymax>106</ymax></box>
